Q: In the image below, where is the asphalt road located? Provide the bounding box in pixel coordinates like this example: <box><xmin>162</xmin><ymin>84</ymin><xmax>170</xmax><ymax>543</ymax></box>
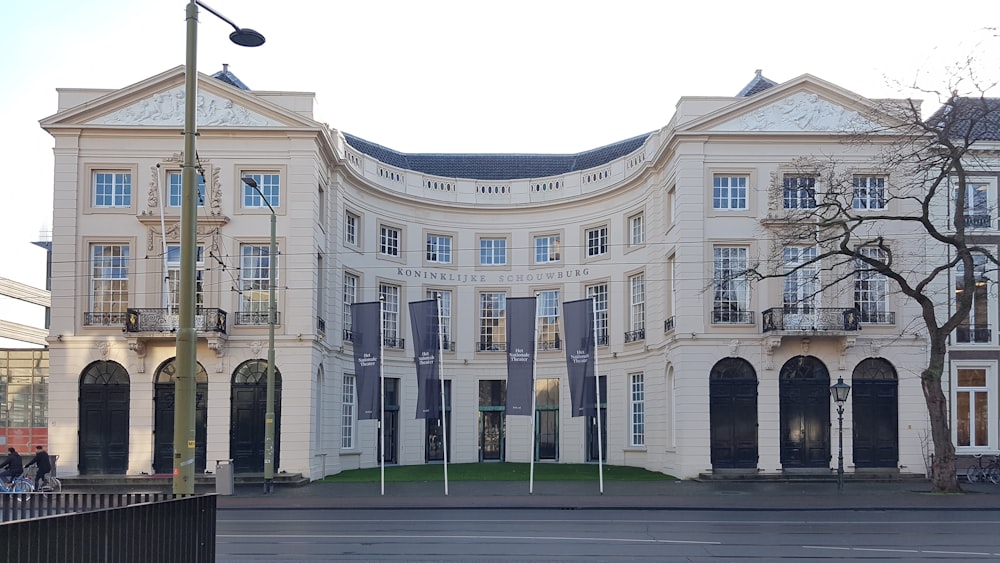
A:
<box><xmin>216</xmin><ymin>507</ymin><xmax>1000</xmax><ymax>562</ymax></box>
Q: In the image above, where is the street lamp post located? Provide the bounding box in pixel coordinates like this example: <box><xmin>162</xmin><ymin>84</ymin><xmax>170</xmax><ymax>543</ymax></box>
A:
<box><xmin>175</xmin><ymin>0</ymin><xmax>263</xmax><ymax>495</ymax></box>
<box><xmin>242</xmin><ymin>177</ymin><xmax>277</xmax><ymax>494</ymax></box>
<box><xmin>830</xmin><ymin>376</ymin><xmax>851</xmax><ymax>493</ymax></box>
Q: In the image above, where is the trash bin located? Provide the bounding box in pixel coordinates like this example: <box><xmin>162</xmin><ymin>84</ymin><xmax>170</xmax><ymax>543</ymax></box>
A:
<box><xmin>215</xmin><ymin>459</ymin><xmax>234</xmax><ymax>495</ymax></box>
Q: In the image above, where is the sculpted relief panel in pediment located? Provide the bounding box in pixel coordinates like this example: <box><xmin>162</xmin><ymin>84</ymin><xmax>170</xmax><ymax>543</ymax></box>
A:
<box><xmin>89</xmin><ymin>86</ymin><xmax>275</xmax><ymax>127</ymax></box>
<box><xmin>713</xmin><ymin>92</ymin><xmax>878</xmax><ymax>133</ymax></box>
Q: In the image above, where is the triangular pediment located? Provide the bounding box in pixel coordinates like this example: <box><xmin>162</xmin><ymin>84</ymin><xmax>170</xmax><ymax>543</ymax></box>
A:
<box><xmin>88</xmin><ymin>84</ymin><xmax>275</xmax><ymax>127</ymax></box>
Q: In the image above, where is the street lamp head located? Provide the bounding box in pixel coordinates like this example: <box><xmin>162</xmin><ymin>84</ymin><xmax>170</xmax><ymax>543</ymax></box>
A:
<box><xmin>830</xmin><ymin>376</ymin><xmax>851</xmax><ymax>404</ymax></box>
<box><xmin>229</xmin><ymin>28</ymin><xmax>265</xmax><ymax>47</ymax></box>
<box><xmin>241</xmin><ymin>176</ymin><xmax>258</xmax><ymax>188</ymax></box>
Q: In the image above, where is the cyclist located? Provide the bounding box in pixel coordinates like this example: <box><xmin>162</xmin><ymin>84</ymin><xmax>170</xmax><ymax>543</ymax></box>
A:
<box><xmin>25</xmin><ymin>445</ymin><xmax>52</xmax><ymax>491</ymax></box>
<box><xmin>0</xmin><ymin>446</ymin><xmax>23</xmax><ymax>487</ymax></box>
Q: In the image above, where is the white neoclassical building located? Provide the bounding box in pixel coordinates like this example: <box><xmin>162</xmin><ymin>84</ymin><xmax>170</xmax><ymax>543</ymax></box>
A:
<box><xmin>39</xmin><ymin>66</ymin><xmax>942</xmax><ymax>480</ymax></box>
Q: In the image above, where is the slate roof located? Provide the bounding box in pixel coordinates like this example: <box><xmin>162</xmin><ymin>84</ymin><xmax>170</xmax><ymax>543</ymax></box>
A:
<box><xmin>927</xmin><ymin>97</ymin><xmax>1000</xmax><ymax>141</ymax></box>
<box><xmin>211</xmin><ymin>65</ymin><xmax>250</xmax><ymax>91</ymax></box>
<box><xmin>342</xmin><ymin>132</ymin><xmax>653</xmax><ymax>180</ymax></box>
<box><xmin>737</xmin><ymin>69</ymin><xmax>778</xmax><ymax>97</ymax></box>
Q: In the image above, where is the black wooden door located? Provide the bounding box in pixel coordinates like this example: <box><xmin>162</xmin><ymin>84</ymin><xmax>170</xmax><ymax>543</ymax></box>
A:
<box><xmin>779</xmin><ymin>356</ymin><xmax>831</xmax><ymax>468</ymax></box>
<box><xmin>586</xmin><ymin>376</ymin><xmax>607</xmax><ymax>462</ymax></box>
<box><xmin>230</xmin><ymin>363</ymin><xmax>282</xmax><ymax>474</ymax></box>
<box><xmin>710</xmin><ymin>358</ymin><xmax>759</xmax><ymax>469</ymax></box>
<box><xmin>78</xmin><ymin>362</ymin><xmax>130</xmax><ymax>475</ymax></box>
<box><xmin>153</xmin><ymin>383</ymin><xmax>208</xmax><ymax>474</ymax></box>
<box><xmin>852</xmin><ymin>358</ymin><xmax>898</xmax><ymax>468</ymax></box>
<box><xmin>378</xmin><ymin>378</ymin><xmax>399</xmax><ymax>464</ymax></box>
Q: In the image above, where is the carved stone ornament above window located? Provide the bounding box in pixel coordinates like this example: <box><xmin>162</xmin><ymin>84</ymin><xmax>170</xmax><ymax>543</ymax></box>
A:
<box><xmin>89</xmin><ymin>86</ymin><xmax>274</xmax><ymax>127</ymax></box>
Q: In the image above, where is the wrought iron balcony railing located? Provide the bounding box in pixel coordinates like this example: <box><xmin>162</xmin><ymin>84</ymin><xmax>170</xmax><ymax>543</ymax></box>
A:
<box><xmin>84</xmin><ymin>311</ymin><xmax>128</xmax><ymax>327</ymax></box>
<box><xmin>383</xmin><ymin>337</ymin><xmax>405</xmax><ymax>349</ymax></box>
<box><xmin>596</xmin><ymin>333</ymin><xmax>610</xmax><ymax>346</ymax></box>
<box><xmin>711</xmin><ymin>309</ymin><xmax>755</xmax><ymax>324</ymax></box>
<box><xmin>965</xmin><ymin>213</ymin><xmax>991</xmax><ymax>228</ymax></box>
<box><xmin>123</xmin><ymin>308</ymin><xmax>227</xmax><ymax>334</ymax></box>
<box><xmin>479</xmin><ymin>341</ymin><xmax>507</xmax><ymax>352</ymax></box>
<box><xmin>664</xmin><ymin>316</ymin><xmax>675</xmax><ymax>332</ymax></box>
<box><xmin>761</xmin><ymin>307</ymin><xmax>860</xmax><ymax>333</ymax></box>
<box><xmin>538</xmin><ymin>336</ymin><xmax>561</xmax><ymax>351</ymax></box>
<box><xmin>316</xmin><ymin>316</ymin><xmax>326</xmax><ymax>335</ymax></box>
<box><xmin>343</xmin><ymin>329</ymin><xmax>354</xmax><ymax>343</ymax></box>
<box><xmin>234</xmin><ymin>311</ymin><xmax>281</xmax><ymax>326</ymax></box>
<box><xmin>956</xmin><ymin>325</ymin><xmax>992</xmax><ymax>343</ymax></box>
<box><xmin>624</xmin><ymin>327</ymin><xmax>645</xmax><ymax>343</ymax></box>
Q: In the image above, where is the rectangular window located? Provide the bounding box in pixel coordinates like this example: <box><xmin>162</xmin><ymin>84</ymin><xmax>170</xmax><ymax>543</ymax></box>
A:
<box><xmin>242</xmin><ymin>172</ymin><xmax>280</xmax><ymax>208</ymax></box>
<box><xmin>783</xmin><ymin>175</ymin><xmax>816</xmax><ymax>209</ymax></box>
<box><xmin>627</xmin><ymin>273</ymin><xmax>645</xmax><ymax>341</ymax></box>
<box><xmin>713</xmin><ymin>175</ymin><xmax>748</xmax><ymax>210</ymax></box>
<box><xmin>535</xmin><ymin>378</ymin><xmax>559</xmax><ymax>460</ymax></box>
<box><xmin>629</xmin><ymin>213</ymin><xmax>644</xmax><ymax>246</ymax></box>
<box><xmin>534</xmin><ymin>235</ymin><xmax>561</xmax><ymax>263</ymax></box>
<box><xmin>587</xmin><ymin>283</ymin><xmax>609</xmax><ymax>346</ymax></box>
<box><xmin>586</xmin><ymin>226</ymin><xmax>609</xmax><ymax>257</ymax></box>
<box><xmin>343</xmin><ymin>273</ymin><xmax>358</xmax><ymax>341</ymax></box>
<box><xmin>956</xmin><ymin>368</ymin><xmax>990</xmax><ymax>448</ymax></box>
<box><xmin>426</xmin><ymin>234</ymin><xmax>452</xmax><ymax>264</ymax></box>
<box><xmin>93</xmin><ymin>171</ymin><xmax>132</xmax><ymax>208</ymax></box>
<box><xmin>479</xmin><ymin>292</ymin><xmax>507</xmax><ymax>351</ymax></box>
<box><xmin>167</xmin><ymin>171</ymin><xmax>206</xmax><ymax>207</ymax></box>
<box><xmin>955</xmin><ymin>182</ymin><xmax>991</xmax><ymax>229</ymax></box>
<box><xmin>480</xmin><ymin>238</ymin><xmax>507</xmax><ymax>265</ymax></box>
<box><xmin>342</xmin><ymin>375</ymin><xmax>356</xmax><ymax>449</ymax></box>
<box><xmin>90</xmin><ymin>244</ymin><xmax>129</xmax><ymax>315</ymax></box>
<box><xmin>380</xmin><ymin>283</ymin><xmax>401</xmax><ymax>347</ymax></box>
<box><xmin>712</xmin><ymin>247</ymin><xmax>751</xmax><ymax>323</ymax></box>
<box><xmin>240</xmin><ymin>244</ymin><xmax>276</xmax><ymax>319</ymax></box>
<box><xmin>345</xmin><ymin>212</ymin><xmax>359</xmax><ymax>246</ymax></box>
<box><xmin>165</xmin><ymin>245</ymin><xmax>205</xmax><ymax>311</ymax></box>
<box><xmin>955</xmin><ymin>253</ymin><xmax>991</xmax><ymax>344</ymax></box>
<box><xmin>537</xmin><ymin>290</ymin><xmax>561</xmax><ymax>350</ymax></box>
<box><xmin>855</xmin><ymin>247</ymin><xmax>891</xmax><ymax>324</ymax></box>
<box><xmin>426</xmin><ymin>289</ymin><xmax>452</xmax><ymax>350</ymax></box>
<box><xmin>380</xmin><ymin>226</ymin><xmax>401</xmax><ymax>257</ymax></box>
<box><xmin>783</xmin><ymin>247</ymin><xmax>818</xmax><ymax>329</ymax></box>
<box><xmin>630</xmin><ymin>372</ymin><xmax>645</xmax><ymax>446</ymax></box>
<box><xmin>852</xmin><ymin>176</ymin><xmax>886</xmax><ymax>210</ymax></box>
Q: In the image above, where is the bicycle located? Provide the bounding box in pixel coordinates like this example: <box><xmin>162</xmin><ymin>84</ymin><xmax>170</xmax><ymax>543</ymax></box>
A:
<box><xmin>965</xmin><ymin>454</ymin><xmax>1000</xmax><ymax>484</ymax></box>
<box><xmin>23</xmin><ymin>465</ymin><xmax>61</xmax><ymax>492</ymax></box>
<box><xmin>0</xmin><ymin>474</ymin><xmax>32</xmax><ymax>497</ymax></box>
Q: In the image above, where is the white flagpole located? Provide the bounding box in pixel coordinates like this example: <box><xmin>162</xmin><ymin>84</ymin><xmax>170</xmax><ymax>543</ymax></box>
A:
<box><xmin>592</xmin><ymin>298</ymin><xmax>604</xmax><ymax>494</ymax></box>
<box><xmin>379</xmin><ymin>295</ymin><xmax>386</xmax><ymax>496</ymax></box>
<box><xmin>436</xmin><ymin>293</ymin><xmax>449</xmax><ymax>496</ymax></box>
<box><xmin>529</xmin><ymin>294</ymin><xmax>539</xmax><ymax>494</ymax></box>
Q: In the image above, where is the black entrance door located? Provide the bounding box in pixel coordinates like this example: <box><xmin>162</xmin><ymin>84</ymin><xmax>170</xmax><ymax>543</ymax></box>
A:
<box><xmin>779</xmin><ymin>356</ymin><xmax>831</xmax><ymax>469</ymax></box>
<box><xmin>852</xmin><ymin>358</ymin><xmax>899</xmax><ymax>468</ymax></box>
<box><xmin>153</xmin><ymin>358</ymin><xmax>208</xmax><ymax>474</ymax></box>
<box><xmin>425</xmin><ymin>380</ymin><xmax>452</xmax><ymax>462</ymax></box>
<box><xmin>379</xmin><ymin>378</ymin><xmax>399</xmax><ymax>464</ymax></box>
<box><xmin>710</xmin><ymin>358</ymin><xmax>759</xmax><ymax>469</ymax></box>
<box><xmin>478</xmin><ymin>380</ymin><xmax>506</xmax><ymax>461</ymax></box>
<box><xmin>586</xmin><ymin>376</ymin><xmax>607</xmax><ymax>462</ymax></box>
<box><xmin>79</xmin><ymin>361</ymin><xmax>130</xmax><ymax>474</ymax></box>
<box><xmin>230</xmin><ymin>360</ymin><xmax>281</xmax><ymax>474</ymax></box>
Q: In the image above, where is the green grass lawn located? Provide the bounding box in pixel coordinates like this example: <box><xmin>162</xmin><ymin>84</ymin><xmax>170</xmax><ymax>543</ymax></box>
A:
<box><xmin>323</xmin><ymin>462</ymin><xmax>676</xmax><ymax>483</ymax></box>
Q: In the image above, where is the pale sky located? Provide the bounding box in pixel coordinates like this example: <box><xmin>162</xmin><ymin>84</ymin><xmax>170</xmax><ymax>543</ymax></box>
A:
<box><xmin>1</xmin><ymin>0</ymin><xmax>997</xmax><ymax>346</ymax></box>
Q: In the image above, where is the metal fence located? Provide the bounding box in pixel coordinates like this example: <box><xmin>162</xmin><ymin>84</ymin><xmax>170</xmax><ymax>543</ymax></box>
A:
<box><xmin>1</xmin><ymin>493</ymin><xmax>216</xmax><ymax>562</ymax></box>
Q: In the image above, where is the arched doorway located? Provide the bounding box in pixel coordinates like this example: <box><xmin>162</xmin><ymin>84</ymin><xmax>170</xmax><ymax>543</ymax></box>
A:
<box><xmin>79</xmin><ymin>361</ymin><xmax>130</xmax><ymax>474</ymax></box>
<box><xmin>779</xmin><ymin>355</ymin><xmax>830</xmax><ymax>469</ymax></box>
<box><xmin>710</xmin><ymin>357</ymin><xmax>759</xmax><ymax>469</ymax></box>
<box><xmin>230</xmin><ymin>360</ymin><xmax>282</xmax><ymax>473</ymax></box>
<box><xmin>152</xmin><ymin>358</ymin><xmax>208</xmax><ymax>474</ymax></box>
<box><xmin>852</xmin><ymin>358</ymin><xmax>899</xmax><ymax>468</ymax></box>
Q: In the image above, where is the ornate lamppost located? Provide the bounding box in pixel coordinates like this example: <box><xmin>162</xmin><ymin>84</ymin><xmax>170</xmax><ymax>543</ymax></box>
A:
<box><xmin>830</xmin><ymin>376</ymin><xmax>851</xmax><ymax>493</ymax></box>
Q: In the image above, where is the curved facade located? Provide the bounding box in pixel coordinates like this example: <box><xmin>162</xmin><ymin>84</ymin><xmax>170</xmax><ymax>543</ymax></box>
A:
<box><xmin>40</xmin><ymin>67</ymin><xmax>933</xmax><ymax>480</ymax></box>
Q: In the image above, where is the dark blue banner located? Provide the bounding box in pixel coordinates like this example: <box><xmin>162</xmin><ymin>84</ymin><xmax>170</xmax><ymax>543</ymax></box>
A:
<box><xmin>505</xmin><ymin>297</ymin><xmax>536</xmax><ymax>415</ymax></box>
<box><xmin>351</xmin><ymin>301</ymin><xmax>381</xmax><ymax>420</ymax></box>
<box><xmin>409</xmin><ymin>299</ymin><xmax>441</xmax><ymax>419</ymax></box>
<box><xmin>563</xmin><ymin>298</ymin><xmax>596</xmax><ymax>417</ymax></box>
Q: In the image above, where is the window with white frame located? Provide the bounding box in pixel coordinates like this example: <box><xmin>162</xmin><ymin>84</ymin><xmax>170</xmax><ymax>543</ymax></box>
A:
<box><xmin>342</xmin><ymin>374</ymin><xmax>356</xmax><ymax>449</ymax></box>
<box><xmin>783</xmin><ymin>175</ymin><xmax>816</xmax><ymax>209</ymax></box>
<box><xmin>587</xmin><ymin>283</ymin><xmax>609</xmax><ymax>346</ymax></box>
<box><xmin>537</xmin><ymin>290</ymin><xmax>561</xmax><ymax>350</ymax></box>
<box><xmin>954</xmin><ymin>366</ymin><xmax>992</xmax><ymax>449</ymax></box>
<box><xmin>712</xmin><ymin>247</ymin><xmax>751</xmax><ymax>323</ymax></box>
<box><xmin>782</xmin><ymin>246</ymin><xmax>818</xmax><ymax>314</ymax></box>
<box><xmin>345</xmin><ymin>212</ymin><xmax>359</xmax><ymax>247</ymax></box>
<box><xmin>343</xmin><ymin>273</ymin><xmax>357</xmax><ymax>340</ymax></box>
<box><xmin>380</xmin><ymin>283</ymin><xmax>401</xmax><ymax>346</ymax></box>
<box><xmin>954</xmin><ymin>253</ymin><xmax>992</xmax><ymax>344</ymax></box>
<box><xmin>629</xmin><ymin>213</ymin><xmax>644</xmax><ymax>246</ymax></box>
<box><xmin>669</xmin><ymin>185</ymin><xmax>678</xmax><ymax>222</ymax></box>
<box><xmin>630</xmin><ymin>372</ymin><xmax>645</xmax><ymax>446</ymax></box>
<box><xmin>89</xmin><ymin>244</ymin><xmax>129</xmax><ymax>321</ymax></box>
<box><xmin>426</xmin><ymin>234</ymin><xmax>452</xmax><ymax>264</ymax></box>
<box><xmin>955</xmin><ymin>181</ymin><xmax>991</xmax><ymax>229</ymax></box>
<box><xmin>93</xmin><ymin>171</ymin><xmax>132</xmax><ymax>208</ymax></box>
<box><xmin>668</xmin><ymin>255</ymin><xmax>677</xmax><ymax>328</ymax></box>
<box><xmin>713</xmin><ymin>175</ymin><xmax>748</xmax><ymax>210</ymax></box>
<box><xmin>165</xmin><ymin>245</ymin><xmax>205</xmax><ymax>311</ymax></box>
<box><xmin>627</xmin><ymin>273</ymin><xmax>645</xmax><ymax>341</ymax></box>
<box><xmin>240</xmin><ymin>244</ymin><xmax>276</xmax><ymax>319</ymax></box>
<box><xmin>167</xmin><ymin>171</ymin><xmax>206</xmax><ymax>207</ymax></box>
<box><xmin>242</xmin><ymin>172</ymin><xmax>280</xmax><ymax>208</ymax></box>
<box><xmin>586</xmin><ymin>226</ymin><xmax>608</xmax><ymax>257</ymax></box>
<box><xmin>426</xmin><ymin>289</ymin><xmax>452</xmax><ymax>350</ymax></box>
<box><xmin>479</xmin><ymin>292</ymin><xmax>506</xmax><ymax>351</ymax></box>
<box><xmin>854</xmin><ymin>247</ymin><xmax>890</xmax><ymax>323</ymax></box>
<box><xmin>480</xmin><ymin>238</ymin><xmax>507</xmax><ymax>265</ymax></box>
<box><xmin>380</xmin><ymin>225</ymin><xmax>400</xmax><ymax>257</ymax></box>
<box><xmin>534</xmin><ymin>235</ymin><xmax>561</xmax><ymax>263</ymax></box>
<box><xmin>852</xmin><ymin>175</ymin><xmax>886</xmax><ymax>210</ymax></box>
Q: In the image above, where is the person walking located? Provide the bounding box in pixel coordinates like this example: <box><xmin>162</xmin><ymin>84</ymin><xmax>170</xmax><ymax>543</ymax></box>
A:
<box><xmin>0</xmin><ymin>447</ymin><xmax>23</xmax><ymax>486</ymax></box>
<box><xmin>25</xmin><ymin>445</ymin><xmax>51</xmax><ymax>491</ymax></box>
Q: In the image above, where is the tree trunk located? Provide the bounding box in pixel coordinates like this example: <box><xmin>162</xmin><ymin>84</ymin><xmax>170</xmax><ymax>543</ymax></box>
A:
<box><xmin>922</xmin><ymin>335</ymin><xmax>960</xmax><ymax>493</ymax></box>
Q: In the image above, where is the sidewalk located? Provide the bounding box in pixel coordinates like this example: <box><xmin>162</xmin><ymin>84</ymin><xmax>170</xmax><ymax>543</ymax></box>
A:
<box><xmin>217</xmin><ymin>479</ymin><xmax>1000</xmax><ymax>511</ymax></box>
